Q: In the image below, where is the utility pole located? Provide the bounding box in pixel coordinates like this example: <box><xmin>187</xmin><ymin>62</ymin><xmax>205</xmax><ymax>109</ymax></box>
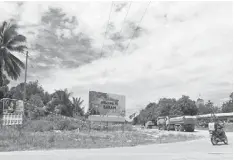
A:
<box><xmin>23</xmin><ymin>51</ymin><xmax>28</xmax><ymax>104</ymax></box>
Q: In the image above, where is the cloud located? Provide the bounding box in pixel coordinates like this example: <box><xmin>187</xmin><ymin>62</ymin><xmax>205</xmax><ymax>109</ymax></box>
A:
<box><xmin>0</xmin><ymin>2</ymin><xmax>232</xmax><ymax>115</ymax></box>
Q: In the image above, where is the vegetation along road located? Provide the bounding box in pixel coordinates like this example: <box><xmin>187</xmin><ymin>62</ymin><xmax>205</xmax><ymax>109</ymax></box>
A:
<box><xmin>0</xmin><ymin>130</ymin><xmax>232</xmax><ymax>160</ymax></box>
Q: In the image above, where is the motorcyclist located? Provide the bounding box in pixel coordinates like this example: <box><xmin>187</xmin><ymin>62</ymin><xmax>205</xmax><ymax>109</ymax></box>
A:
<box><xmin>214</xmin><ymin>118</ymin><xmax>225</xmax><ymax>137</ymax></box>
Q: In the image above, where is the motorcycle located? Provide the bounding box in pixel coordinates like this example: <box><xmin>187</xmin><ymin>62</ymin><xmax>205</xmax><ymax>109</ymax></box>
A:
<box><xmin>209</xmin><ymin>129</ymin><xmax>228</xmax><ymax>145</ymax></box>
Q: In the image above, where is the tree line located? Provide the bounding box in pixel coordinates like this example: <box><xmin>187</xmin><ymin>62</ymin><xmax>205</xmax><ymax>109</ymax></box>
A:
<box><xmin>0</xmin><ymin>80</ymin><xmax>85</xmax><ymax>119</ymax></box>
<box><xmin>132</xmin><ymin>93</ymin><xmax>233</xmax><ymax>125</ymax></box>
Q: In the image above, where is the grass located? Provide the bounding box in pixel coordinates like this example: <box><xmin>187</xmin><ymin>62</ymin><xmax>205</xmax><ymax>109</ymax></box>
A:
<box><xmin>0</xmin><ymin>128</ymin><xmax>202</xmax><ymax>152</ymax></box>
<box><xmin>158</xmin><ymin>133</ymin><xmax>203</xmax><ymax>143</ymax></box>
<box><xmin>0</xmin><ymin>115</ymin><xmax>203</xmax><ymax>152</ymax></box>
<box><xmin>21</xmin><ymin>115</ymin><xmax>132</xmax><ymax>133</ymax></box>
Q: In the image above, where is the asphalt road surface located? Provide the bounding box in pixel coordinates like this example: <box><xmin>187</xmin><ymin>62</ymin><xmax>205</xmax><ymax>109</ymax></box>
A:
<box><xmin>0</xmin><ymin>131</ymin><xmax>232</xmax><ymax>160</ymax></box>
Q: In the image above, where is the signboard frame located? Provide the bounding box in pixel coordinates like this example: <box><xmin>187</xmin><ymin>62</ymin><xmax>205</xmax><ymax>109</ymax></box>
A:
<box><xmin>88</xmin><ymin>91</ymin><xmax>126</xmax><ymax>117</ymax></box>
<box><xmin>0</xmin><ymin>98</ymin><xmax>24</xmax><ymax>126</ymax></box>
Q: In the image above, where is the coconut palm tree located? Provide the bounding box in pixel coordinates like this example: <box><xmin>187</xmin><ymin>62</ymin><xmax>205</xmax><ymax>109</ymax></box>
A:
<box><xmin>72</xmin><ymin>97</ymin><xmax>84</xmax><ymax>116</ymax></box>
<box><xmin>0</xmin><ymin>21</ymin><xmax>27</xmax><ymax>86</ymax></box>
<box><xmin>52</xmin><ymin>89</ymin><xmax>73</xmax><ymax>116</ymax></box>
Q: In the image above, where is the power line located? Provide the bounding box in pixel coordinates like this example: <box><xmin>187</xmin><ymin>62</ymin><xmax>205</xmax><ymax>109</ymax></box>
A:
<box><xmin>100</xmin><ymin>2</ymin><xmax>114</xmax><ymax>57</ymax></box>
<box><xmin>124</xmin><ymin>1</ymin><xmax>151</xmax><ymax>54</ymax></box>
<box><xmin>112</xmin><ymin>1</ymin><xmax>132</xmax><ymax>54</ymax></box>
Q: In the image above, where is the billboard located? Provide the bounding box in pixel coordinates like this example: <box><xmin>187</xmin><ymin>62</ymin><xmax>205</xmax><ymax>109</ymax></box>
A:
<box><xmin>0</xmin><ymin>98</ymin><xmax>24</xmax><ymax>126</ymax></box>
<box><xmin>89</xmin><ymin>91</ymin><xmax>126</xmax><ymax>117</ymax></box>
<box><xmin>1</xmin><ymin>98</ymin><xmax>24</xmax><ymax>114</ymax></box>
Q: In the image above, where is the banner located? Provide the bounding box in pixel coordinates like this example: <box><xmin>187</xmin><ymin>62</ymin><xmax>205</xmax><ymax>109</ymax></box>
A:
<box><xmin>1</xmin><ymin>98</ymin><xmax>24</xmax><ymax>114</ymax></box>
<box><xmin>0</xmin><ymin>98</ymin><xmax>24</xmax><ymax>126</ymax></box>
<box><xmin>2</xmin><ymin>114</ymin><xmax>23</xmax><ymax>126</ymax></box>
<box><xmin>89</xmin><ymin>91</ymin><xmax>126</xmax><ymax>117</ymax></box>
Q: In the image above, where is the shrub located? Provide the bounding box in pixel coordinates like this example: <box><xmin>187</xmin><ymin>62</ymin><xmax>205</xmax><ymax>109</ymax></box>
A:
<box><xmin>48</xmin><ymin>134</ymin><xmax>55</xmax><ymax>144</ymax></box>
<box><xmin>55</xmin><ymin>120</ymin><xmax>70</xmax><ymax>130</ymax></box>
<box><xmin>23</xmin><ymin>119</ymin><xmax>55</xmax><ymax>132</ymax></box>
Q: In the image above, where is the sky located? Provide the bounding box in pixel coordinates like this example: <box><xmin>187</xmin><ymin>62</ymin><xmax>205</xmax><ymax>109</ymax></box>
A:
<box><xmin>0</xmin><ymin>1</ymin><xmax>233</xmax><ymax>115</ymax></box>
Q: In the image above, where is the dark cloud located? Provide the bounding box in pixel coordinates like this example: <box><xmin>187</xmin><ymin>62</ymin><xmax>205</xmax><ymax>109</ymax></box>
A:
<box><xmin>29</xmin><ymin>7</ymin><xmax>101</xmax><ymax>70</ymax></box>
<box><xmin>114</xmin><ymin>2</ymin><xmax>128</xmax><ymax>12</ymax></box>
<box><xmin>103</xmin><ymin>20</ymin><xmax>146</xmax><ymax>55</ymax></box>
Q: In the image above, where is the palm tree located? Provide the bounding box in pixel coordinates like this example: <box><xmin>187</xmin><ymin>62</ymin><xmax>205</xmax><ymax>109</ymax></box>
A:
<box><xmin>72</xmin><ymin>97</ymin><xmax>84</xmax><ymax>116</ymax></box>
<box><xmin>52</xmin><ymin>89</ymin><xmax>73</xmax><ymax>116</ymax></box>
<box><xmin>0</xmin><ymin>21</ymin><xmax>27</xmax><ymax>86</ymax></box>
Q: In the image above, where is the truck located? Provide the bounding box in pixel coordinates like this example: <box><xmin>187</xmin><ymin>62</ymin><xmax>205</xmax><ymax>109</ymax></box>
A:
<box><xmin>157</xmin><ymin>115</ymin><xmax>197</xmax><ymax>132</ymax></box>
<box><xmin>145</xmin><ymin>121</ymin><xmax>155</xmax><ymax>129</ymax></box>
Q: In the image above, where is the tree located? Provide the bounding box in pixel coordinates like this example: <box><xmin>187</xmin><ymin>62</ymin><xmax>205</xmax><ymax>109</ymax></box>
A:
<box><xmin>230</xmin><ymin>92</ymin><xmax>233</xmax><ymax>101</ymax></box>
<box><xmin>42</xmin><ymin>91</ymin><xmax>51</xmax><ymax>105</ymax></box>
<box><xmin>197</xmin><ymin>103</ymin><xmax>207</xmax><ymax>114</ymax></box>
<box><xmin>172</xmin><ymin>95</ymin><xmax>198</xmax><ymax>116</ymax></box>
<box><xmin>51</xmin><ymin>89</ymin><xmax>73</xmax><ymax>117</ymax></box>
<box><xmin>0</xmin><ymin>74</ymin><xmax>10</xmax><ymax>99</ymax></box>
<box><xmin>205</xmin><ymin>100</ymin><xmax>215</xmax><ymax>113</ymax></box>
<box><xmin>222</xmin><ymin>92</ymin><xmax>233</xmax><ymax>113</ymax></box>
<box><xmin>198</xmin><ymin>100</ymin><xmax>215</xmax><ymax>114</ymax></box>
<box><xmin>0</xmin><ymin>21</ymin><xmax>27</xmax><ymax>86</ymax></box>
<box><xmin>5</xmin><ymin>81</ymin><xmax>44</xmax><ymax>100</ymax></box>
<box><xmin>29</xmin><ymin>94</ymin><xmax>44</xmax><ymax>108</ymax></box>
<box><xmin>213</xmin><ymin>105</ymin><xmax>221</xmax><ymax>113</ymax></box>
<box><xmin>72</xmin><ymin>97</ymin><xmax>84</xmax><ymax>116</ymax></box>
<box><xmin>132</xmin><ymin>116</ymin><xmax>138</xmax><ymax>125</ymax></box>
<box><xmin>158</xmin><ymin>98</ymin><xmax>177</xmax><ymax>116</ymax></box>
<box><xmin>169</xmin><ymin>104</ymin><xmax>183</xmax><ymax>116</ymax></box>
<box><xmin>26</xmin><ymin>81</ymin><xmax>44</xmax><ymax>100</ymax></box>
<box><xmin>138</xmin><ymin>109</ymin><xmax>149</xmax><ymax>125</ymax></box>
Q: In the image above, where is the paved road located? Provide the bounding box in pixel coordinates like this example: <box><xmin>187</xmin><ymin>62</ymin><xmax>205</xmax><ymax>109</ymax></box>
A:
<box><xmin>0</xmin><ymin>131</ymin><xmax>232</xmax><ymax>160</ymax></box>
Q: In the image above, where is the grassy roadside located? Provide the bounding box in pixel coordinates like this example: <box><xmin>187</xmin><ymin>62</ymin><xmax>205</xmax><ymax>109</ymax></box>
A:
<box><xmin>0</xmin><ymin>128</ymin><xmax>203</xmax><ymax>152</ymax></box>
<box><xmin>0</xmin><ymin>115</ymin><xmax>204</xmax><ymax>152</ymax></box>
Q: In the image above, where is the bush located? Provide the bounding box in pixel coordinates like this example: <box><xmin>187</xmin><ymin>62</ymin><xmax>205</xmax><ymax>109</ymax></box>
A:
<box><xmin>48</xmin><ymin>134</ymin><xmax>55</xmax><ymax>144</ymax></box>
<box><xmin>22</xmin><ymin>114</ymin><xmax>85</xmax><ymax>132</ymax></box>
<box><xmin>24</xmin><ymin>104</ymin><xmax>46</xmax><ymax>120</ymax></box>
<box><xmin>23</xmin><ymin>119</ymin><xmax>55</xmax><ymax>132</ymax></box>
<box><xmin>55</xmin><ymin>120</ymin><xmax>70</xmax><ymax>130</ymax></box>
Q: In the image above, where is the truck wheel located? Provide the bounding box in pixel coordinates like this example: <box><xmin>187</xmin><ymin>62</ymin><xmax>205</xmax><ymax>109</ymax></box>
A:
<box><xmin>190</xmin><ymin>128</ymin><xmax>194</xmax><ymax>132</ymax></box>
<box><xmin>185</xmin><ymin>128</ymin><xmax>194</xmax><ymax>132</ymax></box>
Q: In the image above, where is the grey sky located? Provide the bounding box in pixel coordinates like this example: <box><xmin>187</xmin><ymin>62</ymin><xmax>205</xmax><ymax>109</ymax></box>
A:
<box><xmin>0</xmin><ymin>1</ymin><xmax>232</xmax><ymax>114</ymax></box>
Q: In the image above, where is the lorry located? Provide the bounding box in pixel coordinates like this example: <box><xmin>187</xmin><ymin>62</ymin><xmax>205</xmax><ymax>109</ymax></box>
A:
<box><xmin>145</xmin><ymin>121</ymin><xmax>155</xmax><ymax>129</ymax></box>
<box><xmin>157</xmin><ymin>115</ymin><xmax>197</xmax><ymax>132</ymax></box>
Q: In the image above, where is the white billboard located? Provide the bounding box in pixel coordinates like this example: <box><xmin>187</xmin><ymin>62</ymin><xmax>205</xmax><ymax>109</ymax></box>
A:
<box><xmin>0</xmin><ymin>98</ymin><xmax>24</xmax><ymax>126</ymax></box>
<box><xmin>1</xmin><ymin>98</ymin><xmax>24</xmax><ymax>114</ymax></box>
<box><xmin>88</xmin><ymin>91</ymin><xmax>126</xmax><ymax>117</ymax></box>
